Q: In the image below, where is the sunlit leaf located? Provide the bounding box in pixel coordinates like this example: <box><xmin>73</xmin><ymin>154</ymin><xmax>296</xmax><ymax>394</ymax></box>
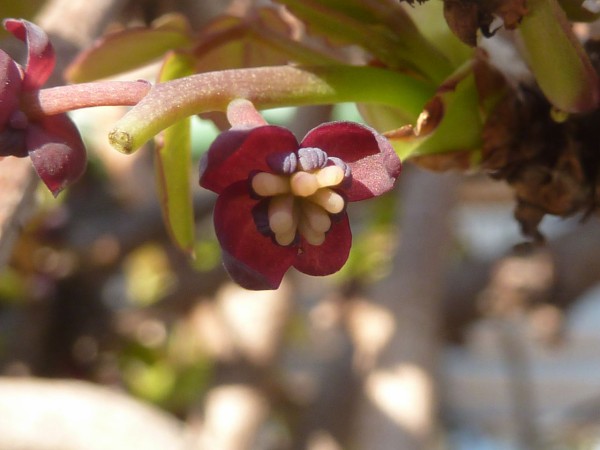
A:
<box><xmin>64</xmin><ymin>14</ymin><xmax>193</xmax><ymax>82</ymax></box>
<box><xmin>277</xmin><ymin>0</ymin><xmax>454</xmax><ymax>82</ymax></box>
<box><xmin>154</xmin><ymin>52</ymin><xmax>196</xmax><ymax>255</ymax></box>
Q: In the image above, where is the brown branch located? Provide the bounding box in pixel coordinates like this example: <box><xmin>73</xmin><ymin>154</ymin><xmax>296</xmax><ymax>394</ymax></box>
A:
<box><xmin>354</xmin><ymin>166</ymin><xmax>461</xmax><ymax>450</ymax></box>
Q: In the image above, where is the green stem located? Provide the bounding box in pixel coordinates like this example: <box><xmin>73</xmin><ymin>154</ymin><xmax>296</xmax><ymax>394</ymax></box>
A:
<box><xmin>519</xmin><ymin>0</ymin><xmax>599</xmax><ymax>113</ymax></box>
<box><xmin>108</xmin><ymin>65</ymin><xmax>434</xmax><ymax>154</ymax></box>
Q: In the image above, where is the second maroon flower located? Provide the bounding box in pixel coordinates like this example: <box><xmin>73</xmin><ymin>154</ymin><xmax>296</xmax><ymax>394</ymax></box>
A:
<box><xmin>200</xmin><ymin>102</ymin><xmax>402</xmax><ymax>290</ymax></box>
<box><xmin>0</xmin><ymin>18</ymin><xmax>86</xmax><ymax>196</ymax></box>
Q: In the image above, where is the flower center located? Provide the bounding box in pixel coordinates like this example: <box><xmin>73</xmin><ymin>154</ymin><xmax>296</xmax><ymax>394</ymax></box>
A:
<box><xmin>251</xmin><ymin>160</ymin><xmax>348</xmax><ymax>247</ymax></box>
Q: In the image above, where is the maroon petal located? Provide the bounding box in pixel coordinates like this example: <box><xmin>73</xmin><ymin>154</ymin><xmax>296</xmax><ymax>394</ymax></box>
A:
<box><xmin>214</xmin><ymin>181</ymin><xmax>297</xmax><ymax>290</ymax></box>
<box><xmin>26</xmin><ymin>114</ymin><xmax>87</xmax><ymax>196</ymax></box>
<box><xmin>0</xmin><ymin>128</ymin><xmax>27</xmax><ymax>157</ymax></box>
<box><xmin>3</xmin><ymin>19</ymin><xmax>55</xmax><ymax>90</ymax></box>
<box><xmin>0</xmin><ymin>49</ymin><xmax>23</xmax><ymax>127</ymax></box>
<box><xmin>301</xmin><ymin>122</ymin><xmax>401</xmax><ymax>201</ymax></box>
<box><xmin>0</xmin><ymin>50</ymin><xmax>26</xmax><ymax>157</ymax></box>
<box><xmin>200</xmin><ymin>125</ymin><xmax>298</xmax><ymax>194</ymax></box>
<box><xmin>293</xmin><ymin>213</ymin><xmax>352</xmax><ymax>276</ymax></box>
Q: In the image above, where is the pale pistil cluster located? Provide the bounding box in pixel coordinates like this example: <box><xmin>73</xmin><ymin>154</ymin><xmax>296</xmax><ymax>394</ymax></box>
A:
<box><xmin>251</xmin><ymin>165</ymin><xmax>346</xmax><ymax>246</ymax></box>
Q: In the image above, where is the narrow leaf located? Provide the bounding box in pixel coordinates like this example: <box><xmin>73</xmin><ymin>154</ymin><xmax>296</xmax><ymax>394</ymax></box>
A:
<box><xmin>65</xmin><ymin>14</ymin><xmax>193</xmax><ymax>83</ymax></box>
<box><xmin>154</xmin><ymin>52</ymin><xmax>196</xmax><ymax>255</ymax></box>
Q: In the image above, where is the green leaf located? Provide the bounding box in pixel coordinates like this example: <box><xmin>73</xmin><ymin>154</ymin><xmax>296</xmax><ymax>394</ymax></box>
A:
<box><xmin>64</xmin><ymin>14</ymin><xmax>193</xmax><ymax>83</ymax></box>
<box><xmin>357</xmin><ymin>103</ymin><xmax>416</xmax><ymax>132</ymax></box>
<box><xmin>154</xmin><ymin>52</ymin><xmax>196</xmax><ymax>255</ymax></box>
<box><xmin>277</xmin><ymin>0</ymin><xmax>454</xmax><ymax>82</ymax></box>
<box><xmin>192</xmin><ymin>8</ymin><xmax>338</xmax><ymax>72</ymax></box>
<box><xmin>389</xmin><ymin>68</ymin><xmax>483</xmax><ymax>162</ymax></box>
<box><xmin>412</xmin><ymin>73</ymin><xmax>482</xmax><ymax>156</ymax></box>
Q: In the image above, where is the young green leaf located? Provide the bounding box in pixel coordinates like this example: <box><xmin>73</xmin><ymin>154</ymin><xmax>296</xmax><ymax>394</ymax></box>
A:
<box><xmin>65</xmin><ymin>14</ymin><xmax>193</xmax><ymax>83</ymax></box>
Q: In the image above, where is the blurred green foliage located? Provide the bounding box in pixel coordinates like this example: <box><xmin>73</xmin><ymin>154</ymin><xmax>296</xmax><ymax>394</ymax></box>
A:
<box><xmin>0</xmin><ymin>0</ymin><xmax>44</xmax><ymax>37</ymax></box>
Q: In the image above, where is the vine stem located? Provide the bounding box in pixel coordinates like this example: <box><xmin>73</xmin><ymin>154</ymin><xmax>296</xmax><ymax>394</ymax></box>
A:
<box><xmin>108</xmin><ymin>65</ymin><xmax>434</xmax><ymax>154</ymax></box>
<box><xmin>20</xmin><ymin>65</ymin><xmax>434</xmax><ymax>155</ymax></box>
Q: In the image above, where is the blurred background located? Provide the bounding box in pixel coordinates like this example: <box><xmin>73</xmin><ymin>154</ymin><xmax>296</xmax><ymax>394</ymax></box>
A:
<box><xmin>2</xmin><ymin>1</ymin><xmax>600</xmax><ymax>449</ymax></box>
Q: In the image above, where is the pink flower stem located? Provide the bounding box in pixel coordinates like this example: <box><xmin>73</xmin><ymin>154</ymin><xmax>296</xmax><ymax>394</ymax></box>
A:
<box><xmin>21</xmin><ymin>80</ymin><xmax>152</xmax><ymax>118</ymax></box>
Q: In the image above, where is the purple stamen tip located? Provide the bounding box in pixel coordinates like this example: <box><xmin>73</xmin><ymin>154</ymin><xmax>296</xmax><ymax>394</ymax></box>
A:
<box><xmin>267</xmin><ymin>151</ymin><xmax>297</xmax><ymax>175</ymax></box>
<box><xmin>327</xmin><ymin>157</ymin><xmax>351</xmax><ymax>178</ymax></box>
<box><xmin>298</xmin><ymin>147</ymin><xmax>328</xmax><ymax>171</ymax></box>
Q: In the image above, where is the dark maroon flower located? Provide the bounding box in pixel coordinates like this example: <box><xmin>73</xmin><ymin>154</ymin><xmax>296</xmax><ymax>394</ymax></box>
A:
<box><xmin>199</xmin><ymin>104</ymin><xmax>402</xmax><ymax>290</ymax></box>
<box><xmin>0</xmin><ymin>18</ymin><xmax>86</xmax><ymax>196</ymax></box>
